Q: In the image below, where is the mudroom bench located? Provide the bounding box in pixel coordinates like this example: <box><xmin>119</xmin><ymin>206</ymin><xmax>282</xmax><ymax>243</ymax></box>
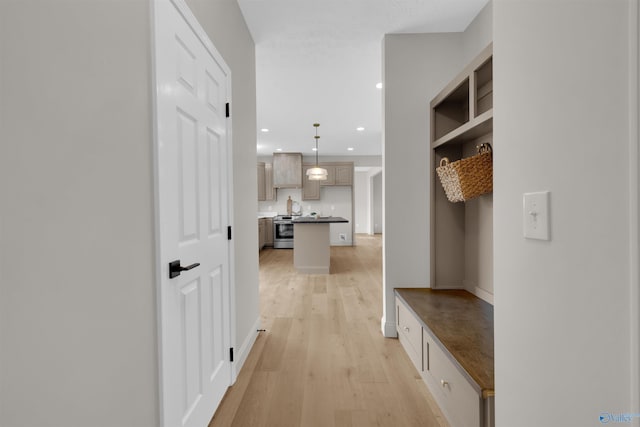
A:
<box><xmin>395</xmin><ymin>288</ymin><xmax>495</xmax><ymax>427</ymax></box>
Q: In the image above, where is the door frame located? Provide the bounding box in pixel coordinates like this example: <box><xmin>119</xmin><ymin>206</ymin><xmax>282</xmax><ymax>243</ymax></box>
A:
<box><xmin>150</xmin><ymin>0</ymin><xmax>236</xmax><ymax>423</ymax></box>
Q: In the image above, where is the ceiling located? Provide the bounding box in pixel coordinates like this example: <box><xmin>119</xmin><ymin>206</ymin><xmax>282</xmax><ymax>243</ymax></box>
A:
<box><xmin>237</xmin><ymin>0</ymin><xmax>489</xmax><ymax>157</ymax></box>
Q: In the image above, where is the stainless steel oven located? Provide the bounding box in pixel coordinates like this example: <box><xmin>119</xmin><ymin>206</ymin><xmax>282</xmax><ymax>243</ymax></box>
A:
<box><xmin>273</xmin><ymin>216</ymin><xmax>294</xmax><ymax>249</ymax></box>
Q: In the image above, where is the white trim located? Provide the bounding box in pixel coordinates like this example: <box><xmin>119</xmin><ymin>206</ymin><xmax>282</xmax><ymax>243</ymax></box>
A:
<box><xmin>630</xmin><ymin>0</ymin><xmax>640</xmax><ymax>423</ymax></box>
<box><xmin>149</xmin><ymin>0</ymin><xmax>164</xmax><ymax>421</ymax></box>
<box><xmin>231</xmin><ymin>316</ymin><xmax>261</xmax><ymax>382</ymax></box>
<box><xmin>295</xmin><ymin>266</ymin><xmax>330</xmax><ymax>274</ymax></box>
<box><xmin>381</xmin><ymin>316</ymin><xmax>398</xmax><ymax>338</ymax></box>
<box><xmin>473</xmin><ymin>286</ymin><xmax>494</xmax><ymax>305</ymax></box>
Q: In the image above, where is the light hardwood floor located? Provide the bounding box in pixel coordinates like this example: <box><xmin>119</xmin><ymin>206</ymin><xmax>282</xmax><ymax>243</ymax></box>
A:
<box><xmin>209</xmin><ymin>234</ymin><xmax>449</xmax><ymax>427</ymax></box>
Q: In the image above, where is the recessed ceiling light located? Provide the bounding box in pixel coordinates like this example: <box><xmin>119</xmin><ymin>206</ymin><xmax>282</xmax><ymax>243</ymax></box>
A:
<box><xmin>312</xmin><ymin>147</ymin><xmax>317</xmax><ymax>151</ymax></box>
<box><xmin>376</xmin><ymin>82</ymin><xmax>383</xmax><ymax>89</ymax></box>
<box><xmin>347</xmin><ymin>147</ymin><xmax>354</xmax><ymax>151</ymax></box>
<box><xmin>276</xmin><ymin>148</ymin><xmax>282</xmax><ymax>151</ymax></box>
<box><xmin>356</xmin><ymin>127</ymin><xmax>365</xmax><ymax>131</ymax></box>
<box><xmin>260</xmin><ymin>128</ymin><xmax>269</xmax><ymax>133</ymax></box>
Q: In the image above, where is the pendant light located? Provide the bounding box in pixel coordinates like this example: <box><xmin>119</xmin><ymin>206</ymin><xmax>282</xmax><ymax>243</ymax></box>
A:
<box><xmin>306</xmin><ymin>123</ymin><xmax>328</xmax><ymax>181</ymax></box>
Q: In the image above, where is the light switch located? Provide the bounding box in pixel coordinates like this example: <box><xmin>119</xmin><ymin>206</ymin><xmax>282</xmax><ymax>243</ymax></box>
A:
<box><xmin>523</xmin><ymin>191</ymin><xmax>550</xmax><ymax>240</ymax></box>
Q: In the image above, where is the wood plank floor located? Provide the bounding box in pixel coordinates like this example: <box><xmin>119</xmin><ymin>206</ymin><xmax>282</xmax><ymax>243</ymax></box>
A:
<box><xmin>209</xmin><ymin>234</ymin><xmax>449</xmax><ymax>427</ymax></box>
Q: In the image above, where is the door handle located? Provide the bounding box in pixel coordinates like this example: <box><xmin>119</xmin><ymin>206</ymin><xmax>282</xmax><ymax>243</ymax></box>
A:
<box><xmin>169</xmin><ymin>260</ymin><xmax>200</xmax><ymax>279</ymax></box>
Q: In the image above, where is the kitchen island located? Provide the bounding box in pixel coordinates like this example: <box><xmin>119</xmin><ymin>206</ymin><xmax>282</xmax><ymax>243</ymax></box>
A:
<box><xmin>292</xmin><ymin>216</ymin><xmax>348</xmax><ymax>274</ymax></box>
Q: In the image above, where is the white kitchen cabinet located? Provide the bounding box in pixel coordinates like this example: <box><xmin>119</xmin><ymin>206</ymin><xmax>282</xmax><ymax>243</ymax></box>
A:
<box><xmin>396</xmin><ymin>297</ymin><xmax>423</xmax><ymax>372</ymax></box>
<box><xmin>423</xmin><ymin>328</ymin><xmax>483</xmax><ymax>427</ymax></box>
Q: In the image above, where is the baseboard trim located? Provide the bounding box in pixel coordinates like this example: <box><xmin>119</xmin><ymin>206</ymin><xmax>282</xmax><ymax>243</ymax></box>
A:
<box><xmin>296</xmin><ymin>266</ymin><xmax>330</xmax><ymax>274</ymax></box>
<box><xmin>231</xmin><ymin>316</ymin><xmax>261</xmax><ymax>383</ymax></box>
<box><xmin>381</xmin><ymin>316</ymin><xmax>398</xmax><ymax>338</ymax></box>
<box><xmin>473</xmin><ymin>286</ymin><xmax>494</xmax><ymax>305</ymax></box>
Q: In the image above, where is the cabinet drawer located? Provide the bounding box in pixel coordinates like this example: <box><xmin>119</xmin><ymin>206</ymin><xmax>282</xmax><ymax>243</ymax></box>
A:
<box><xmin>423</xmin><ymin>330</ymin><xmax>481</xmax><ymax>427</ymax></box>
<box><xmin>396</xmin><ymin>297</ymin><xmax>422</xmax><ymax>371</ymax></box>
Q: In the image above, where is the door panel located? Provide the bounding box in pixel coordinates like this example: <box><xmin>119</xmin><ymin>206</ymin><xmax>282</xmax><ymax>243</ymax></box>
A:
<box><xmin>181</xmin><ymin>278</ymin><xmax>203</xmax><ymax>420</ymax></box>
<box><xmin>206</xmin><ymin>129</ymin><xmax>223</xmax><ymax>236</ymax></box>
<box><xmin>207</xmin><ymin>266</ymin><xmax>225</xmax><ymax>378</ymax></box>
<box><xmin>177</xmin><ymin>109</ymin><xmax>200</xmax><ymax>244</ymax></box>
<box><xmin>154</xmin><ymin>1</ymin><xmax>232</xmax><ymax>426</ymax></box>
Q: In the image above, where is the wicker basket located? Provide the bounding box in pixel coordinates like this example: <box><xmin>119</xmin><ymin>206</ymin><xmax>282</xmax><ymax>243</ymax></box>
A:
<box><xmin>436</xmin><ymin>143</ymin><xmax>493</xmax><ymax>203</ymax></box>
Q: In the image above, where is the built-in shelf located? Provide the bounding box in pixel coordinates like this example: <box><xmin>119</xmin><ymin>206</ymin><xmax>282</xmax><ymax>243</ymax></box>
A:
<box><xmin>430</xmin><ymin>43</ymin><xmax>493</xmax><ymax>150</ymax></box>
<box><xmin>412</xmin><ymin>41</ymin><xmax>494</xmax><ymax>427</ymax></box>
<box><xmin>430</xmin><ymin>42</ymin><xmax>494</xmax><ymax>301</ymax></box>
<box><xmin>431</xmin><ymin>109</ymin><xmax>493</xmax><ymax>149</ymax></box>
<box><xmin>475</xmin><ymin>57</ymin><xmax>493</xmax><ymax>117</ymax></box>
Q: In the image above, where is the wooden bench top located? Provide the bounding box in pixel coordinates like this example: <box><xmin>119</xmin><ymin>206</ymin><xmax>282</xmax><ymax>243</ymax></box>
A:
<box><xmin>395</xmin><ymin>288</ymin><xmax>494</xmax><ymax>397</ymax></box>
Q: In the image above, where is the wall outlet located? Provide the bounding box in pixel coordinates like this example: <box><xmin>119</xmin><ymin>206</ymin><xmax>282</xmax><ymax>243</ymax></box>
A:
<box><xmin>339</xmin><ymin>233</ymin><xmax>346</xmax><ymax>241</ymax></box>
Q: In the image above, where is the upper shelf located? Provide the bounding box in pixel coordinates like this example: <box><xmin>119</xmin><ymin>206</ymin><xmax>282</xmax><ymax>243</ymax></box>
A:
<box><xmin>431</xmin><ymin>43</ymin><xmax>493</xmax><ymax>149</ymax></box>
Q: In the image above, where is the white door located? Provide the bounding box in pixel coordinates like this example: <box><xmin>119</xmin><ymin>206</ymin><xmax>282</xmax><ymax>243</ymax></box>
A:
<box><xmin>153</xmin><ymin>1</ymin><xmax>232</xmax><ymax>426</ymax></box>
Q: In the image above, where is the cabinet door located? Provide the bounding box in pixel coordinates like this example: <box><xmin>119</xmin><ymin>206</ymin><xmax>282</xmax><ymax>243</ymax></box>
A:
<box><xmin>423</xmin><ymin>328</ymin><xmax>482</xmax><ymax>427</ymax></box>
<box><xmin>334</xmin><ymin>165</ymin><xmax>353</xmax><ymax>185</ymax></box>
<box><xmin>320</xmin><ymin>165</ymin><xmax>335</xmax><ymax>186</ymax></box>
<box><xmin>396</xmin><ymin>298</ymin><xmax>423</xmax><ymax>372</ymax></box>
<box><xmin>302</xmin><ymin>165</ymin><xmax>320</xmax><ymax>200</ymax></box>
<box><xmin>257</xmin><ymin>162</ymin><xmax>266</xmax><ymax>201</ymax></box>
<box><xmin>273</xmin><ymin>153</ymin><xmax>302</xmax><ymax>188</ymax></box>
<box><xmin>265</xmin><ymin>218</ymin><xmax>273</xmax><ymax>246</ymax></box>
<box><xmin>264</xmin><ymin>163</ymin><xmax>275</xmax><ymax>201</ymax></box>
<box><xmin>258</xmin><ymin>219</ymin><xmax>265</xmax><ymax>250</ymax></box>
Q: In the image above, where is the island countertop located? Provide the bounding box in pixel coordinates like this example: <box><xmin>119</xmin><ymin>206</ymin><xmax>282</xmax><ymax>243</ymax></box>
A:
<box><xmin>292</xmin><ymin>216</ymin><xmax>348</xmax><ymax>223</ymax></box>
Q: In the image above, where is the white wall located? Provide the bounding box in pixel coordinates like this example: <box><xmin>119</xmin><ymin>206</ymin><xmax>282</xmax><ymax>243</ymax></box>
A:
<box><xmin>0</xmin><ymin>2</ymin><xmax>158</xmax><ymax>425</ymax></box>
<box><xmin>372</xmin><ymin>172</ymin><xmax>383</xmax><ymax>234</ymax></box>
<box><xmin>493</xmin><ymin>1</ymin><xmax>636</xmax><ymax>425</ymax></box>
<box><xmin>185</xmin><ymin>0</ymin><xmax>260</xmax><ymax>377</ymax></box>
<box><xmin>381</xmin><ymin>33</ymin><xmax>462</xmax><ymax>336</ymax></box>
<box><xmin>381</xmin><ymin>2</ymin><xmax>493</xmax><ymax>336</ymax></box>
<box><xmin>354</xmin><ymin>167</ymin><xmax>383</xmax><ymax>235</ymax></box>
<box><xmin>0</xmin><ymin>0</ymin><xmax>258</xmax><ymax>425</ymax></box>
<box><xmin>354</xmin><ymin>171</ymin><xmax>369</xmax><ymax>233</ymax></box>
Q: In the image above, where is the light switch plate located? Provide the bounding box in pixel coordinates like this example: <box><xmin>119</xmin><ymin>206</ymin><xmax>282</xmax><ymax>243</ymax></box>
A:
<box><xmin>523</xmin><ymin>191</ymin><xmax>550</xmax><ymax>240</ymax></box>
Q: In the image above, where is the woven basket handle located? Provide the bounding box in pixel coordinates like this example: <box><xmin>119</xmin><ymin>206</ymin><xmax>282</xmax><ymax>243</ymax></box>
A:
<box><xmin>477</xmin><ymin>143</ymin><xmax>492</xmax><ymax>154</ymax></box>
<box><xmin>439</xmin><ymin>157</ymin><xmax>450</xmax><ymax>167</ymax></box>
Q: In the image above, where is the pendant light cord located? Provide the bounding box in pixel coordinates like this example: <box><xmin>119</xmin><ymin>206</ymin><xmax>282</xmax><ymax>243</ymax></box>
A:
<box><xmin>314</xmin><ymin>123</ymin><xmax>320</xmax><ymax>167</ymax></box>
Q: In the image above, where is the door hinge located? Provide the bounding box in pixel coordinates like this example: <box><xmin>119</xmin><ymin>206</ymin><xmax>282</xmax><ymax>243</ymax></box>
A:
<box><xmin>229</xmin><ymin>347</ymin><xmax>234</xmax><ymax>362</ymax></box>
<box><xmin>225</xmin><ymin>102</ymin><xmax>230</xmax><ymax>118</ymax></box>
<box><xmin>227</xmin><ymin>225</ymin><xmax>232</xmax><ymax>240</ymax></box>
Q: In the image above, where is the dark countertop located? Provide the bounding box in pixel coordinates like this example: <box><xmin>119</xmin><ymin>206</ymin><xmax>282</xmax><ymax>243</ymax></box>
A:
<box><xmin>292</xmin><ymin>216</ymin><xmax>348</xmax><ymax>223</ymax></box>
<box><xmin>395</xmin><ymin>288</ymin><xmax>494</xmax><ymax>398</ymax></box>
